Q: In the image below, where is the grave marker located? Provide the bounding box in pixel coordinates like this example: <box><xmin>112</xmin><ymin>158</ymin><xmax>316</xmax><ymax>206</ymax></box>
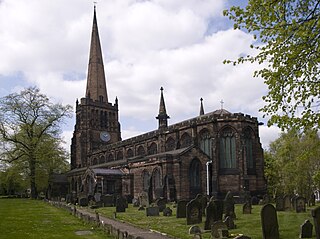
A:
<box><xmin>261</xmin><ymin>203</ymin><xmax>279</xmax><ymax>239</ymax></box>
<box><xmin>300</xmin><ymin>219</ymin><xmax>313</xmax><ymax>238</ymax></box>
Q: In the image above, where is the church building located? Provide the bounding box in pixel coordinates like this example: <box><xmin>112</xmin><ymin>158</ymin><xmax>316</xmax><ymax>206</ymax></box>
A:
<box><xmin>66</xmin><ymin>8</ymin><xmax>266</xmax><ymax>203</ymax></box>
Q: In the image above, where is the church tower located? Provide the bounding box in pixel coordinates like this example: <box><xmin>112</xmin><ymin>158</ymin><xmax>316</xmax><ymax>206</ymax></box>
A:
<box><xmin>71</xmin><ymin>7</ymin><xmax>121</xmax><ymax>169</ymax></box>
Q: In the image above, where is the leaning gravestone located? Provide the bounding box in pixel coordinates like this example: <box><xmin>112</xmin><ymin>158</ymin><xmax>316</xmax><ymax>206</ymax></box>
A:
<box><xmin>283</xmin><ymin>195</ymin><xmax>291</xmax><ymax>211</ymax></box>
<box><xmin>295</xmin><ymin>196</ymin><xmax>306</xmax><ymax>213</ymax></box>
<box><xmin>176</xmin><ymin>200</ymin><xmax>189</xmax><ymax>218</ymax></box>
<box><xmin>275</xmin><ymin>196</ymin><xmax>284</xmax><ymax>211</ymax></box>
<box><xmin>155</xmin><ymin>198</ymin><xmax>166</xmax><ymax>212</ymax></box>
<box><xmin>186</xmin><ymin>196</ymin><xmax>202</xmax><ymax>225</ymax></box>
<box><xmin>224</xmin><ymin>191</ymin><xmax>236</xmax><ymax>219</ymax></box>
<box><xmin>205</xmin><ymin>199</ymin><xmax>219</xmax><ymax>230</ymax></box>
<box><xmin>243</xmin><ymin>202</ymin><xmax>252</xmax><ymax>214</ymax></box>
<box><xmin>223</xmin><ymin>216</ymin><xmax>236</xmax><ymax>229</ymax></box>
<box><xmin>300</xmin><ymin>219</ymin><xmax>313</xmax><ymax>238</ymax></box>
<box><xmin>189</xmin><ymin>225</ymin><xmax>202</xmax><ymax>236</ymax></box>
<box><xmin>211</xmin><ymin>221</ymin><xmax>228</xmax><ymax>239</ymax></box>
<box><xmin>261</xmin><ymin>203</ymin><xmax>279</xmax><ymax>239</ymax></box>
<box><xmin>312</xmin><ymin>206</ymin><xmax>320</xmax><ymax>239</ymax></box>
<box><xmin>116</xmin><ymin>196</ymin><xmax>127</xmax><ymax>213</ymax></box>
<box><xmin>146</xmin><ymin>206</ymin><xmax>160</xmax><ymax>217</ymax></box>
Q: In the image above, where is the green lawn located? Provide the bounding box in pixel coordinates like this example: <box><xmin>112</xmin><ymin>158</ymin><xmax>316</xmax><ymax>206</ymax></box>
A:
<box><xmin>0</xmin><ymin>199</ymin><xmax>111</xmax><ymax>239</ymax></box>
<box><xmin>96</xmin><ymin>203</ymin><xmax>318</xmax><ymax>239</ymax></box>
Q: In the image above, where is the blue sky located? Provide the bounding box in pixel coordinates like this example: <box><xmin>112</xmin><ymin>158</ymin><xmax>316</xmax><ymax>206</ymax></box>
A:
<box><xmin>0</xmin><ymin>0</ymin><xmax>281</xmax><ymax>152</ymax></box>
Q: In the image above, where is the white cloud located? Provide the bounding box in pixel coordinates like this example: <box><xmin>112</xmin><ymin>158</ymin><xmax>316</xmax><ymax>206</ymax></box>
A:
<box><xmin>0</xmin><ymin>0</ymin><xmax>281</xmax><ymax>150</ymax></box>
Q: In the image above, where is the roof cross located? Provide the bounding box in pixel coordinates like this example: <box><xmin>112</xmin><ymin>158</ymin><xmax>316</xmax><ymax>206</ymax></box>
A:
<box><xmin>220</xmin><ymin>99</ymin><xmax>224</xmax><ymax>110</ymax></box>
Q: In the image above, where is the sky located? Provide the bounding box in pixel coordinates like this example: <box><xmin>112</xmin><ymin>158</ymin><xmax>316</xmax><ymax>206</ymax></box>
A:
<box><xmin>0</xmin><ymin>0</ymin><xmax>281</xmax><ymax>152</ymax></box>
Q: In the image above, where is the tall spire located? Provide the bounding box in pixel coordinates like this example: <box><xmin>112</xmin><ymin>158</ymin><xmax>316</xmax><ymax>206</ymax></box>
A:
<box><xmin>85</xmin><ymin>7</ymin><xmax>108</xmax><ymax>102</ymax></box>
<box><xmin>200</xmin><ymin>98</ymin><xmax>204</xmax><ymax>115</ymax></box>
<box><xmin>156</xmin><ymin>87</ymin><xmax>170</xmax><ymax>129</ymax></box>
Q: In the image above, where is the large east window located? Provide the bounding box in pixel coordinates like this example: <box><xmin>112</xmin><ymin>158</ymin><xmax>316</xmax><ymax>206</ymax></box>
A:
<box><xmin>199</xmin><ymin>129</ymin><xmax>212</xmax><ymax>158</ymax></box>
<box><xmin>219</xmin><ymin>128</ymin><xmax>236</xmax><ymax>169</ymax></box>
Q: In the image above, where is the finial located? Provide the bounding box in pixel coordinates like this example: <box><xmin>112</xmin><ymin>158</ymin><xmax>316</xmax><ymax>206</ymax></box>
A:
<box><xmin>220</xmin><ymin>99</ymin><xmax>224</xmax><ymax>110</ymax></box>
<box><xmin>200</xmin><ymin>98</ymin><xmax>204</xmax><ymax>116</ymax></box>
<box><xmin>160</xmin><ymin>86</ymin><xmax>164</xmax><ymax>92</ymax></box>
<box><xmin>200</xmin><ymin>97</ymin><xmax>203</xmax><ymax>102</ymax></box>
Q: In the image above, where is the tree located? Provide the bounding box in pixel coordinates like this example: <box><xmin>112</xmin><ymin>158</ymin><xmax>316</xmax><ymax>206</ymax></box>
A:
<box><xmin>224</xmin><ymin>0</ymin><xmax>320</xmax><ymax>131</ymax></box>
<box><xmin>0</xmin><ymin>87</ymin><xmax>72</xmax><ymax>198</ymax></box>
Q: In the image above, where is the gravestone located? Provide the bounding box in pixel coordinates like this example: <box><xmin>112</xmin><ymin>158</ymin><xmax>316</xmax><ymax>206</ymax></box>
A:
<box><xmin>261</xmin><ymin>204</ymin><xmax>279</xmax><ymax>239</ymax></box>
<box><xmin>309</xmin><ymin>193</ymin><xmax>316</xmax><ymax>207</ymax></box>
<box><xmin>224</xmin><ymin>216</ymin><xmax>236</xmax><ymax>229</ymax></box>
<box><xmin>205</xmin><ymin>199</ymin><xmax>220</xmax><ymax>230</ymax></box>
<box><xmin>251</xmin><ymin>196</ymin><xmax>259</xmax><ymax>205</ymax></box>
<box><xmin>116</xmin><ymin>196</ymin><xmax>127</xmax><ymax>213</ymax></box>
<box><xmin>189</xmin><ymin>225</ymin><xmax>202</xmax><ymax>235</ymax></box>
<box><xmin>201</xmin><ymin>195</ymin><xmax>208</xmax><ymax>216</ymax></box>
<box><xmin>291</xmin><ymin>195</ymin><xmax>298</xmax><ymax>210</ymax></box>
<box><xmin>243</xmin><ymin>202</ymin><xmax>252</xmax><ymax>214</ymax></box>
<box><xmin>163</xmin><ymin>207</ymin><xmax>172</xmax><ymax>216</ymax></box>
<box><xmin>139</xmin><ymin>192</ymin><xmax>149</xmax><ymax>207</ymax></box>
<box><xmin>94</xmin><ymin>193</ymin><xmax>101</xmax><ymax>202</ymax></box>
<box><xmin>187</xmin><ymin>196</ymin><xmax>202</xmax><ymax>225</ymax></box>
<box><xmin>132</xmin><ymin>198</ymin><xmax>139</xmax><ymax>207</ymax></box>
<box><xmin>146</xmin><ymin>206</ymin><xmax>160</xmax><ymax>216</ymax></box>
<box><xmin>311</xmin><ymin>206</ymin><xmax>320</xmax><ymax>239</ymax></box>
<box><xmin>155</xmin><ymin>198</ymin><xmax>166</xmax><ymax>212</ymax></box>
<box><xmin>79</xmin><ymin>197</ymin><xmax>88</xmax><ymax>207</ymax></box>
<box><xmin>102</xmin><ymin>195</ymin><xmax>114</xmax><ymax>207</ymax></box>
<box><xmin>211</xmin><ymin>221</ymin><xmax>228</xmax><ymax>239</ymax></box>
<box><xmin>224</xmin><ymin>191</ymin><xmax>236</xmax><ymax>219</ymax></box>
<box><xmin>295</xmin><ymin>196</ymin><xmax>306</xmax><ymax>213</ymax></box>
<box><xmin>275</xmin><ymin>196</ymin><xmax>284</xmax><ymax>211</ymax></box>
<box><xmin>262</xmin><ymin>194</ymin><xmax>270</xmax><ymax>204</ymax></box>
<box><xmin>300</xmin><ymin>219</ymin><xmax>313</xmax><ymax>238</ymax></box>
<box><xmin>283</xmin><ymin>195</ymin><xmax>291</xmax><ymax>211</ymax></box>
<box><xmin>234</xmin><ymin>236</ymin><xmax>251</xmax><ymax>239</ymax></box>
<box><xmin>176</xmin><ymin>200</ymin><xmax>189</xmax><ymax>218</ymax></box>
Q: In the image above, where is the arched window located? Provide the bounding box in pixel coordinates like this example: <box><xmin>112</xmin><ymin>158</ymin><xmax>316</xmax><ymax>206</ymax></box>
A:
<box><xmin>180</xmin><ymin>133</ymin><xmax>192</xmax><ymax>148</ymax></box>
<box><xmin>142</xmin><ymin>171</ymin><xmax>150</xmax><ymax>192</ymax></box>
<box><xmin>127</xmin><ymin>149</ymin><xmax>134</xmax><ymax>158</ymax></box>
<box><xmin>148</xmin><ymin>142</ymin><xmax>157</xmax><ymax>155</ymax></box>
<box><xmin>244</xmin><ymin>127</ymin><xmax>254</xmax><ymax>172</ymax></box>
<box><xmin>92</xmin><ymin>157</ymin><xmax>98</xmax><ymax>165</ymax></box>
<box><xmin>219</xmin><ymin>127</ymin><xmax>237</xmax><ymax>169</ymax></box>
<box><xmin>137</xmin><ymin>146</ymin><xmax>145</xmax><ymax>156</ymax></box>
<box><xmin>107</xmin><ymin>153</ymin><xmax>114</xmax><ymax>162</ymax></box>
<box><xmin>99</xmin><ymin>155</ymin><xmax>105</xmax><ymax>164</ymax></box>
<box><xmin>117</xmin><ymin>151</ymin><xmax>123</xmax><ymax>160</ymax></box>
<box><xmin>152</xmin><ymin>168</ymin><xmax>161</xmax><ymax>189</ymax></box>
<box><xmin>166</xmin><ymin>137</ymin><xmax>175</xmax><ymax>151</ymax></box>
<box><xmin>199</xmin><ymin>129</ymin><xmax>212</xmax><ymax>158</ymax></box>
<box><xmin>189</xmin><ymin>158</ymin><xmax>202</xmax><ymax>198</ymax></box>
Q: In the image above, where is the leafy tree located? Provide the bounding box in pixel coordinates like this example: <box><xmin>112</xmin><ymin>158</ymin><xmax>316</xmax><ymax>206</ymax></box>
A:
<box><xmin>0</xmin><ymin>87</ymin><xmax>72</xmax><ymax>198</ymax></box>
<box><xmin>224</xmin><ymin>0</ymin><xmax>320</xmax><ymax>131</ymax></box>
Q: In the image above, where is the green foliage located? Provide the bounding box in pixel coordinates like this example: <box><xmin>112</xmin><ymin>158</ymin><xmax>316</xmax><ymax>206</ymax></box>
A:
<box><xmin>224</xmin><ymin>0</ymin><xmax>320</xmax><ymax>131</ymax></box>
<box><xmin>0</xmin><ymin>87</ymin><xmax>72</xmax><ymax>198</ymax></box>
<box><xmin>0</xmin><ymin>199</ymin><xmax>109</xmax><ymax>239</ymax></box>
<box><xmin>265</xmin><ymin>130</ymin><xmax>320</xmax><ymax>196</ymax></box>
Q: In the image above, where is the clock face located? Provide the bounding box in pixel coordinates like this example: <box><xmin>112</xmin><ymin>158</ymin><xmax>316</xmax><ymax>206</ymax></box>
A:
<box><xmin>100</xmin><ymin>131</ymin><xmax>111</xmax><ymax>142</ymax></box>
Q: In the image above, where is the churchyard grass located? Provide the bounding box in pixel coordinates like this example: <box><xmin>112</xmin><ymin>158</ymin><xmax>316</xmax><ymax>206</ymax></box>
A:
<box><xmin>96</xmin><ymin>203</ymin><xmax>318</xmax><ymax>239</ymax></box>
<box><xmin>0</xmin><ymin>198</ymin><xmax>110</xmax><ymax>239</ymax></box>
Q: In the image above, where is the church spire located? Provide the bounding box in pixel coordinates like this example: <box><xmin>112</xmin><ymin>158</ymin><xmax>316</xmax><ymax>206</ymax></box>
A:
<box><xmin>200</xmin><ymin>98</ymin><xmax>204</xmax><ymax>116</ymax></box>
<box><xmin>85</xmin><ymin>7</ymin><xmax>108</xmax><ymax>103</ymax></box>
<box><xmin>156</xmin><ymin>87</ymin><xmax>170</xmax><ymax>129</ymax></box>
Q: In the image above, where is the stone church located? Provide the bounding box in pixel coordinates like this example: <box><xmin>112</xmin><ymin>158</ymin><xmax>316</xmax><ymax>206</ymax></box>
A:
<box><xmin>65</xmin><ymin>8</ymin><xmax>266</xmax><ymax>203</ymax></box>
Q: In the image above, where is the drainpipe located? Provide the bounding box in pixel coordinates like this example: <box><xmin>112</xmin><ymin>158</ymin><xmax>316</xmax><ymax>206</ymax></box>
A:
<box><xmin>206</xmin><ymin>160</ymin><xmax>212</xmax><ymax>196</ymax></box>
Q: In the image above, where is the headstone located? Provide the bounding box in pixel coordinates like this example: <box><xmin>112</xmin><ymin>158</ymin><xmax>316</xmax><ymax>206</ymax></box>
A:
<box><xmin>234</xmin><ymin>236</ymin><xmax>251</xmax><ymax>239</ymax></box>
<box><xmin>138</xmin><ymin>206</ymin><xmax>145</xmax><ymax>211</ymax></box>
<box><xmin>291</xmin><ymin>195</ymin><xmax>298</xmax><ymax>210</ymax></box>
<box><xmin>311</xmin><ymin>206</ymin><xmax>320</xmax><ymax>239</ymax></box>
<box><xmin>224</xmin><ymin>216</ymin><xmax>236</xmax><ymax>229</ymax></box>
<box><xmin>243</xmin><ymin>202</ymin><xmax>252</xmax><ymax>214</ymax></box>
<box><xmin>189</xmin><ymin>225</ymin><xmax>202</xmax><ymax>235</ymax></box>
<box><xmin>205</xmin><ymin>199</ymin><xmax>223</xmax><ymax>230</ymax></box>
<box><xmin>94</xmin><ymin>193</ymin><xmax>101</xmax><ymax>202</ymax></box>
<box><xmin>79</xmin><ymin>197</ymin><xmax>88</xmax><ymax>207</ymax></box>
<box><xmin>132</xmin><ymin>198</ymin><xmax>139</xmax><ymax>207</ymax></box>
<box><xmin>163</xmin><ymin>207</ymin><xmax>172</xmax><ymax>216</ymax></box>
<box><xmin>201</xmin><ymin>195</ymin><xmax>208</xmax><ymax>216</ymax></box>
<box><xmin>102</xmin><ymin>195</ymin><xmax>114</xmax><ymax>207</ymax></box>
<box><xmin>176</xmin><ymin>200</ymin><xmax>189</xmax><ymax>218</ymax></box>
<box><xmin>309</xmin><ymin>193</ymin><xmax>316</xmax><ymax>207</ymax></box>
<box><xmin>251</xmin><ymin>196</ymin><xmax>259</xmax><ymax>205</ymax></box>
<box><xmin>139</xmin><ymin>192</ymin><xmax>149</xmax><ymax>207</ymax></box>
<box><xmin>186</xmin><ymin>196</ymin><xmax>202</xmax><ymax>225</ymax></box>
<box><xmin>283</xmin><ymin>195</ymin><xmax>291</xmax><ymax>211</ymax></box>
<box><xmin>155</xmin><ymin>198</ymin><xmax>166</xmax><ymax>212</ymax></box>
<box><xmin>295</xmin><ymin>196</ymin><xmax>306</xmax><ymax>213</ymax></box>
<box><xmin>300</xmin><ymin>219</ymin><xmax>313</xmax><ymax>238</ymax></box>
<box><xmin>261</xmin><ymin>204</ymin><xmax>279</xmax><ymax>239</ymax></box>
<box><xmin>211</xmin><ymin>221</ymin><xmax>228</xmax><ymax>239</ymax></box>
<box><xmin>224</xmin><ymin>191</ymin><xmax>236</xmax><ymax>219</ymax></box>
<box><xmin>116</xmin><ymin>196</ymin><xmax>127</xmax><ymax>213</ymax></box>
<box><xmin>262</xmin><ymin>194</ymin><xmax>270</xmax><ymax>204</ymax></box>
<box><xmin>146</xmin><ymin>206</ymin><xmax>160</xmax><ymax>216</ymax></box>
<box><xmin>275</xmin><ymin>196</ymin><xmax>284</xmax><ymax>211</ymax></box>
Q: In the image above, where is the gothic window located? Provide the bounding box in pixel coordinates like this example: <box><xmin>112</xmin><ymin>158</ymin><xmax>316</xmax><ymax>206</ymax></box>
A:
<box><xmin>244</xmin><ymin>127</ymin><xmax>254</xmax><ymax>171</ymax></box>
<box><xmin>148</xmin><ymin>142</ymin><xmax>157</xmax><ymax>155</ymax></box>
<box><xmin>219</xmin><ymin>127</ymin><xmax>237</xmax><ymax>169</ymax></box>
<box><xmin>100</xmin><ymin>110</ymin><xmax>104</xmax><ymax>128</ymax></box>
<box><xmin>107</xmin><ymin>153</ymin><xmax>114</xmax><ymax>162</ymax></box>
<box><xmin>189</xmin><ymin>158</ymin><xmax>202</xmax><ymax>197</ymax></box>
<box><xmin>99</xmin><ymin>95</ymin><xmax>103</xmax><ymax>102</ymax></box>
<box><xmin>180</xmin><ymin>132</ymin><xmax>192</xmax><ymax>148</ymax></box>
<box><xmin>152</xmin><ymin>168</ymin><xmax>161</xmax><ymax>189</ymax></box>
<box><xmin>104</xmin><ymin>111</ymin><xmax>108</xmax><ymax>128</ymax></box>
<box><xmin>166</xmin><ymin>137</ymin><xmax>175</xmax><ymax>151</ymax></box>
<box><xmin>117</xmin><ymin>151</ymin><xmax>123</xmax><ymax>160</ymax></box>
<box><xmin>99</xmin><ymin>155</ymin><xmax>105</xmax><ymax>164</ymax></box>
<box><xmin>199</xmin><ymin>129</ymin><xmax>212</xmax><ymax>158</ymax></box>
<box><xmin>137</xmin><ymin>146</ymin><xmax>145</xmax><ymax>156</ymax></box>
<box><xmin>142</xmin><ymin>170</ymin><xmax>150</xmax><ymax>192</ymax></box>
<box><xmin>92</xmin><ymin>157</ymin><xmax>98</xmax><ymax>165</ymax></box>
<box><xmin>127</xmin><ymin>149</ymin><xmax>134</xmax><ymax>158</ymax></box>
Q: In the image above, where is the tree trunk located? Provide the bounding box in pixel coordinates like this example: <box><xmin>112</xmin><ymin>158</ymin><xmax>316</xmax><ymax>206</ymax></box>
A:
<box><xmin>29</xmin><ymin>158</ymin><xmax>37</xmax><ymax>199</ymax></box>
